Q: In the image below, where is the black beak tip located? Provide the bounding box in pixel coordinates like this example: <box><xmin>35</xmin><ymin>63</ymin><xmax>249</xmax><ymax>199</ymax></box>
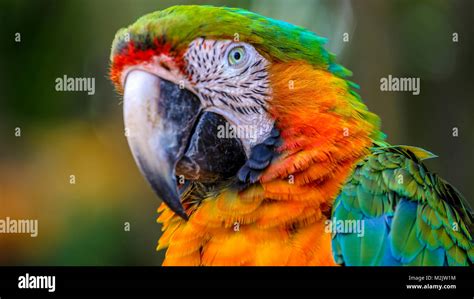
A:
<box><xmin>176</xmin><ymin>209</ymin><xmax>189</xmax><ymax>221</ymax></box>
<box><xmin>143</xmin><ymin>170</ymin><xmax>189</xmax><ymax>221</ymax></box>
<box><xmin>157</xmin><ymin>188</ymin><xmax>189</xmax><ymax>221</ymax></box>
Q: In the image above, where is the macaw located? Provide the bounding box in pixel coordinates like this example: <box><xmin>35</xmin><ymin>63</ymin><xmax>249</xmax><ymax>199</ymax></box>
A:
<box><xmin>109</xmin><ymin>5</ymin><xmax>474</xmax><ymax>266</ymax></box>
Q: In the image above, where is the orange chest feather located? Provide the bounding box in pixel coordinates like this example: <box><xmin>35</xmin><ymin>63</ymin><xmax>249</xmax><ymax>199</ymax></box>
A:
<box><xmin>157</xmin><ymin>62</ymin><xmax>378</xmax><ymax>266</ymax></box>
<box><xmin>157</xmin><ymin>199</ymin><xmax>339</xmax><ymax>266</ymax></box>
<box><xmin>157</xmin><ymin>159</ymin><xmax>354</xmax><ymax>266</ymax></box>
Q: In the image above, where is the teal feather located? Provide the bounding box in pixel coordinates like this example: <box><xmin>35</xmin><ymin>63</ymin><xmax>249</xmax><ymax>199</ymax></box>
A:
<box><xmin>332</xmin><ymin>145</ymin><xmax>474</xmax><ymax>266</ymax></box>
<box><xmin>406</xmin><ymin>247</ymin><xmax>445</xmax><ymax>266</ymax></box>
<box><xmin>390</xmin><ymin>200</ymin><xmax>424</xmax><ymax>264</ymax></box>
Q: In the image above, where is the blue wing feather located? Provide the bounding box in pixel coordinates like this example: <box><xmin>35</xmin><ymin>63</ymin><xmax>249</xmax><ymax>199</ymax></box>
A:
<box><xmin>331</xmin><ymin>146</ymin><xmax>473</xmax><ymax>266</ymax></box>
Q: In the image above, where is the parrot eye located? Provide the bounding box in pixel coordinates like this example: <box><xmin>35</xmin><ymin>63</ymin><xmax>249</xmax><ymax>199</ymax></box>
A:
<box><xmin>227</xmin><ymin>46</ymin><xmax>246</xmax><ymax>66</ymax></box>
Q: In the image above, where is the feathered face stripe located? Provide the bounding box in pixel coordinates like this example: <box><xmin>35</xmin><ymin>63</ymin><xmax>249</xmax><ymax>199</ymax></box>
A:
<box><xmin>110</xmin><ymin>38</ymin><xmax>187</xmax><ymax>93</ymax></box>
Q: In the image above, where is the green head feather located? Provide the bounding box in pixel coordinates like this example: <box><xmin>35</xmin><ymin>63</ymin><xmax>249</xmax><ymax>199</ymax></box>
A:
<box><xmin>110</xmin><ymin>5</ymin><xmax>351</xmax><ymax>78</ymax></box>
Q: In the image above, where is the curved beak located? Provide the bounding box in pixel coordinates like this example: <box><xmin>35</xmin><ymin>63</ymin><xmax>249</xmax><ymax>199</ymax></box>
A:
<box><xmin>123</xmin><ymin>70</ymin><xmax>201</xmax><ymax>220</ymax></box>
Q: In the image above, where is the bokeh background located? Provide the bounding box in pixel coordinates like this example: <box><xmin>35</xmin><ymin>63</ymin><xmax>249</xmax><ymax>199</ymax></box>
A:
<box><xmin>0</xmin><ymin>0</ymin><xmax>472</xmax><ymax>265</ymax></box>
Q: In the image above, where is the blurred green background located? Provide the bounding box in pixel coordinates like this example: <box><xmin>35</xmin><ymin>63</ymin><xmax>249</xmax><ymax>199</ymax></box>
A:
<box><xmin>0</xmin><ymin>0</ymin><xmax>472</xmax><ymax>265</ymax></box>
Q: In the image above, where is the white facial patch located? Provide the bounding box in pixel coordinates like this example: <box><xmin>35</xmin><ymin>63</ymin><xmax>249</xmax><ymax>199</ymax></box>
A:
<box><xmin>184</xmin><ymin>38</ymin><xmax>274</xmax><ymax>155</ymax></box>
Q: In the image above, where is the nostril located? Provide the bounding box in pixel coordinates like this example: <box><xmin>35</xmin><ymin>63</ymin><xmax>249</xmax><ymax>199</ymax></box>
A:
<box><xmin>160</xmin><ymin>61</ymin><xmax>171</xmax><ymax>71</ymax></box>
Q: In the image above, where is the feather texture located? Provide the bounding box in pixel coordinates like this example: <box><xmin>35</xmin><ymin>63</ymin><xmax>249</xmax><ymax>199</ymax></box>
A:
<box><xmin>155</xmin><ymin>59</ymin><xmax>380</xmax><ymax>265</ymax></box>
<box><xmin>332</xmin><ymin>146</ymin><xmax>474</xmax><ymax>266</ymax></box>
<box><xmin>109</xmin><ymin>5</ymin><xmax>473</xmax><ymax>266</ymax></box>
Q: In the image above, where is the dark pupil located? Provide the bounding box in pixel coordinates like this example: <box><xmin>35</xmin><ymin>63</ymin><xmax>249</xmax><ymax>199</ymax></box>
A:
<box><xmin>233</xmin><ymin>51</ymin><xmax>241</xmax><ymax>60</ymax></box>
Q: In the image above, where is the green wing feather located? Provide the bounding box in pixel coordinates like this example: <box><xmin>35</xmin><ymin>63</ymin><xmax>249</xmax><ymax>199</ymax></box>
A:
<box><xmin>332</xmin><ymin>145</ymin><xmax>474</xmax><ymax>266</ymax></box>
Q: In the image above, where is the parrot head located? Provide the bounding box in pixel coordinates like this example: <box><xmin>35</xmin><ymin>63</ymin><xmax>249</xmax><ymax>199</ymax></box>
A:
<box><xmin>110</xmin><ymin>5</ymin><xmax>384</xmax><ymax>221</ymax></box>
